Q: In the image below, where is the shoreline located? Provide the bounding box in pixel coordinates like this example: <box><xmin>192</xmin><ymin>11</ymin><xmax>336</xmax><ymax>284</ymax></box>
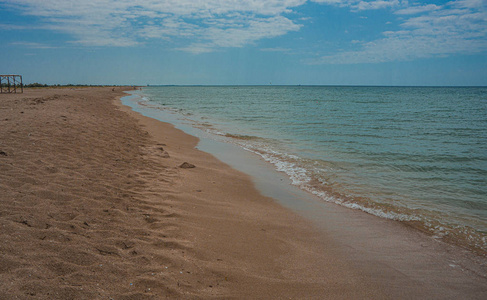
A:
<box><xmin>127</xmin><ymin>86</ymin><xmax>487</xmax><ymax>256</ymax></box>
<box><xmin>115</xmin><ymin>90</ymin><xmax>387</xmax><ymax>298</ymax></box>
<box><xmin>0</xmin><ymin>87</ymin><xmax>485</xmax><ymax>299</ymax></box>
<box><xmin>121</xmin><ymin>89</ymin><xmax>487</xmax><ymax>297</ymax></box>
<box><xmin>123</xmin><ymin>89</ymin><xmax>487</xmax><ymax>255</ymax></box>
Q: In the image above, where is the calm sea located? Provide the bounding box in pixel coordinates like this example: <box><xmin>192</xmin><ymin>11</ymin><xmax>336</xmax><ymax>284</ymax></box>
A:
<box><xmin>127</xmin><ymin>86</ymin><xmax>487</xmax><ymax>253</ymax></box>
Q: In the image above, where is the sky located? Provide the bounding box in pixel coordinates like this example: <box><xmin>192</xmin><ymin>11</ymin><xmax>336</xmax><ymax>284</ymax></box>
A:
<box><xmin>1</xmin><ymin>0</ymin><xmax>486</xmax><ymax>86</ymax></box>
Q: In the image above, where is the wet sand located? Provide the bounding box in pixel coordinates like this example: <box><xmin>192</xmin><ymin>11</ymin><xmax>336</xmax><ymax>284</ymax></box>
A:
<box><xmin>0</xmin><ymin>87</ymin><xmax>485</xmax><ymax>299</ymax></box>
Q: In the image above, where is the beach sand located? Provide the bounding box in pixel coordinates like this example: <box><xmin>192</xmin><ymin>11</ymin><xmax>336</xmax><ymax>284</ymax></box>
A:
<box><xmin>0</xmin><ymin>87</ymin><xmax>485</xmax><ymax>299</ymax></box>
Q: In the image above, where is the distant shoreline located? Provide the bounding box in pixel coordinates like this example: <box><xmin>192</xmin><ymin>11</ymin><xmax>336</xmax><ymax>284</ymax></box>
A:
<box><xmin>16</xmin><ymin>84</ymin><xmax>487</xmax><ymax>88</ymax></box>
<box><xmin>143</xmin><ymin>84</ymin><xmax>487</xmax><ymax>88</ymax></box>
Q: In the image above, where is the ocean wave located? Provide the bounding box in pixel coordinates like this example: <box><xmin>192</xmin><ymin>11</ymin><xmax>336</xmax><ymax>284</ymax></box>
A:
<box><xmin>220</xmin><ymin>133</ymin><xmax>486</xmax><ymax>254</ymax></box>
<box><xmin>127</xmin><ymin>87</ymin><xmax>487</xmax><ymax>255</ymax></box>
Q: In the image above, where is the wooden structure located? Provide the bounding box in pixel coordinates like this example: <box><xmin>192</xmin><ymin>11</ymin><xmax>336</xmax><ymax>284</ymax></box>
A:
<box><xmin>0</xmin><ymin>75</ymin><xmax>23</xmax><ymax>93</ymax></box>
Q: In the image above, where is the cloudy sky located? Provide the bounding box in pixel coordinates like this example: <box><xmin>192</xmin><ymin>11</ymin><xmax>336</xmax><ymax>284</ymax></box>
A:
<box><xmin>1</xmin><ymin>0</ymin><xmax>486</xmax><ymax>85</ymax></box>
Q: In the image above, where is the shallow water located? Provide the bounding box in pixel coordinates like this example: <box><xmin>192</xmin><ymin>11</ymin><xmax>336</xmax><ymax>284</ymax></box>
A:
<box><xmin>125</xmin><ymin>86</ymin><xmax>487</xmax><ymax>252</ymax></box>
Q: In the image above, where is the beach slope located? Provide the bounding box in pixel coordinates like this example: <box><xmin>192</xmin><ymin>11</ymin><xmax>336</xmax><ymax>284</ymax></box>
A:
<box><xmin>1</xmin><ymin>87</ymin><xmax>386</xmax><ymax>299</ymax></box>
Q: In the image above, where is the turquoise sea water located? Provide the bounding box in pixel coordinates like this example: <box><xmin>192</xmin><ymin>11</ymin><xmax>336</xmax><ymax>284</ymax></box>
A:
<box><xmin>130</xmin><ymin>86</ymin><xmax>487</xmax><ymax>252</ymax></box>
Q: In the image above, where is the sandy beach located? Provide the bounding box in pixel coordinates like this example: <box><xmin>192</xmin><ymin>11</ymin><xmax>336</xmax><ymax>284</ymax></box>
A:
<box><xmin>1</xmin><ymin>87</ymin><xmax>486</xmax><ymax>299</ymax></box>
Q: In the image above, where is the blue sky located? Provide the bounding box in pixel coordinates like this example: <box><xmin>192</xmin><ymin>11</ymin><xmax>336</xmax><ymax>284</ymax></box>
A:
<box><xmin>1</xmin><ymin>0</ymin><xmax>486</xmax><ymax>86</ymax></box>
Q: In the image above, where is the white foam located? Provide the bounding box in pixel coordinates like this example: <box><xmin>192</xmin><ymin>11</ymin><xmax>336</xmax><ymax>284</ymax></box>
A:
<box><xmin>234</xmin><ymin>140</ymin><xmax>420</xmax><ymax>222</ymax></box>
<box><xmin>241</xmin><ymin>145</ymin><xmax>311</xmax><ymax>186</ymax></box>
<box><xmin>301</xmin><ymin>184</ymin><xmax>420</xmax><ymax>221</ymax></box>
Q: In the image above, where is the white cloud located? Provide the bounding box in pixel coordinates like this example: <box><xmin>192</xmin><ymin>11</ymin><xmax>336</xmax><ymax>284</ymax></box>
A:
<box><xmin>2</xmin><ymin>0</ymin><xmax>486</xmax><ymax>62</ymax></box>
<box><xmin>205</xmin><ymin>16</ymin><xmax>301</xmax><ymax>48</ymax></box>
<box><xmin>176</xmin><ymin>43</ymin><xmax>215</xmax><ymax>54</ymax></box>
<box><xmin>261</xmin><ymin>47</ymin><xmax>292</xmax><ymax>52</ymax></box>
<box><xmin>0</xmin><ymin>24</ymin><xmax>32</xmax><ymax>30</ymax></box>
<box><xmin>449</xmin><ymin>0</ymin><xmax>485</xmax><ymax>9</ymax></box>
<box><xmin>312</xmin><ymin>0</ymin><xmax>400</xmax><ymax>11</ymax></box>
<box><xmin>312</xmin><ymin>0</ymin><xmax>487</xmax><ymax>64</ymax></box>
<box><xmin>353</xmin><ymin>0</ymin><xmax>399</xmax><ymax>11</ymax></box>
<box><xmin>312</xmin><ymin>0</ymin><xmax>346</xmax><ymax>4</ymax></box>
<box><xmin>395</xmin><ymin>4</ymin><xmax>441</xmax><ymax>15</ymax></box>
<box><xmin>1</xmin><ymin>0</ymin><xmax>305</xmax><ymax>52</ymax></box>
<box><xmin>10</xmin><ymin>41</ymin><xmax>55</xmax><ymax>49</ymax></box>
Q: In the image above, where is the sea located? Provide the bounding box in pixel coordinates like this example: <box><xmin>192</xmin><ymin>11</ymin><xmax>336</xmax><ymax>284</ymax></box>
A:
<box><xmin>123</xmin><ymin>86</ymin><xmax>487</xmax><ymax>254</ymax></box>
